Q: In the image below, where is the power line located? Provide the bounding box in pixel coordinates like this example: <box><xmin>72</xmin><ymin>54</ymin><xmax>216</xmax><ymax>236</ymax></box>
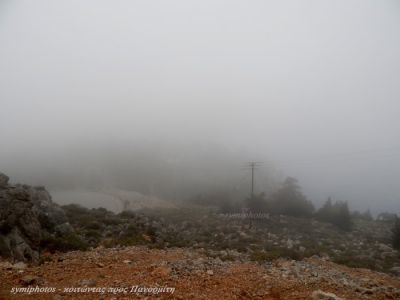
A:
<box><xmin>269</xmin><ymin>146</ymin><xmax>400</xmax><ymax>167</ymax></box>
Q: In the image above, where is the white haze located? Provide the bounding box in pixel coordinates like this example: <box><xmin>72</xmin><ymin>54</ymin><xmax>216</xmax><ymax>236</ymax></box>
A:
<box><xmin>1</xmin><ymin>0</ymin><xmax>400</xmax><ymax>214</ymax></box>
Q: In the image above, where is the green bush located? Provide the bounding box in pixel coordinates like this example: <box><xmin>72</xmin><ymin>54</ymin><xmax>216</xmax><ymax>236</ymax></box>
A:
<box><xmin>333</xmin><ymin>255</ymin><xmax>376</xmax><ymax>270</ymax></box>
<box><xmin>40</xmin><ymin>233</ymin><xmax>89</xmax><ymax>253</ymax></box>
<box><xmin>250</xmin><ymin>250</ymin><xmax>279</xmax><ymax>262</ymax></box>
<box><xmin>392</xmin><ymin>216</ymin><xmax>400</xmax><ymax>250</ymax></box>
<box><xmin>39</xmin><ymin>255</ymin><xmax>52</xmax><ymax>265</ymax></box>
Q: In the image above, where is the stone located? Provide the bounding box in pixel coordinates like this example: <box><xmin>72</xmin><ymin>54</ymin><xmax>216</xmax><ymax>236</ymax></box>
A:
<box><xmin>193</xmin><ymin>258</ymin><xmax>205</xmax><ymax>266</ymax></box>
<box><xmin>12</xmin><ymin>262</ymin><xmax>27</xmax><ymax>270</ymax></box>
<box><xmin>362</xmin><ymin>288</ymin><xmax>374</xmax><ymax>295</ymax></box>
<box><xmin>311</xmin><ymin>290</ymin><xmax>343</xmax><ymax>300</ymax></box>
<box><xmin>20</xmin><ymin>275</ymin><xmax>42</xmax><ymax>286</ymax></box>
<box><xmin>378</xmin><ymin>243</ymin><xmax>393</xmax><ymax>252</ymax></box>
<box><xmin>79</xmin><ymin>279</ymin><xmax>97</xmax><ymax>287</ymax></box>
<box><xmin>206</xmin><ymin>270</ymin><xmax>214</xmax><ymax>275</ymax></box>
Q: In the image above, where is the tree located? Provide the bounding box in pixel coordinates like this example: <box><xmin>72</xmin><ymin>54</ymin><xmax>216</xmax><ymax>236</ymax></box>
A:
<box><xmin>316</xmin><ymin>197</ymin><xmax>333</xmax><ymax>221</ymax></box>
<box><xmin>335</xmin><ymin>201</ymin><xmax>352</xmax><ymax>231</ymax></box>
<box><xmin>392</xmin><ymin>215</ymin><xmax>400</xmax><ymax>250</ymax></box>
<box><xmin>352</xmin><ymin>209</ymin><xmax>373</xmax><ymax>221</ymax></box>
<box><xmin>316</xmin><ymin>198</ymin><xmax>352</xmax><ymax>231</ymax></box>
<box><xmin>268</xmin><ymin>177</ymin><xmax>314</xmax><ymax>217</ymax></box>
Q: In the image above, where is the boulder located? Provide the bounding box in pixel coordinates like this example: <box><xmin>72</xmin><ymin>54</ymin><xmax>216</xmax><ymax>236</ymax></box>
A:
<box><xmin>0</xmin><ymin>173</ymin><xmax>9</xmax><ymax>188</ymax></box>
<box><xmin>0</xmin><ymin>173</ymin><xmax>72</xmax><ymax>263</ymax></box>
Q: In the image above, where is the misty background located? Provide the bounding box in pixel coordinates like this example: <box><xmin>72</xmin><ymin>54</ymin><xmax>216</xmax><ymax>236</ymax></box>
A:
<box><xmin>1</xmin><ymin>0</ymin><xmax>400</xmax><ymax>215</ymax></box>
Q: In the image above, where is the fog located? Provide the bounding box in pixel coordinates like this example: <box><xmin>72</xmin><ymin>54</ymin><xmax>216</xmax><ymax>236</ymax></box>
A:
<box><xmin>1</xmin><ymin>0</ymin><xmax>400</xmax><ymax>214</ymax></box>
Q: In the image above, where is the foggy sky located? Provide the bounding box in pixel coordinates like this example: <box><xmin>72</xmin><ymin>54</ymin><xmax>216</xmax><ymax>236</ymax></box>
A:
<box><xmin>1</xmin><ymin>0</ymin><xmax>400</xmax><ymax>214</ymax></box>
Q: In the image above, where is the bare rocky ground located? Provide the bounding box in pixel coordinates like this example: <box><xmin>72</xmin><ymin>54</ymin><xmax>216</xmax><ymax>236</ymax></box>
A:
<box><xmin>1</xmin><ymin>246</ymin><xmax>400</xmax><ymax>300</ymax></box>
<box><xmin>1</xmin><ymin>173</ymin><xmax>400</xmax><ymax>299</ymax></box>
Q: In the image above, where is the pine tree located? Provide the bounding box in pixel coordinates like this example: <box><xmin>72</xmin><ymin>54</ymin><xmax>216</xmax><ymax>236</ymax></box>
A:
<box><xmin>269</xmin><ymin>177</ymin><xmax>314</xmax><ymax>217</ymax></box>
<box><xmin>316</xmin><ymin>198</ymin><xmax>352</xmax><ymax>231</ymax></box>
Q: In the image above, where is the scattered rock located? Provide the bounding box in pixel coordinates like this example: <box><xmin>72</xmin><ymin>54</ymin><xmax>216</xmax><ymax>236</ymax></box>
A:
<box><xmin>79</xmin><ymin>279</ymin><xmax>97</xmax><ymax>287</ymax></box>
<box><xmin>378</xmin><ymin>243</ymin><xmax>393</xmax><ymax>252</ymax></box>
<box><xmin>20</xmin><ymin>275</ymin><xmax>43</xmax><ymax>286</ymax></box>
<box><xmin>1</xmin><ymin>246</ymin><xmax>400</xmax><ymax>300</ymax></box>
<box><xmin>12</xmin><ymin>262</ymin><xmax>27</xmax><ymax>270</ymax></box>
<box><xmin>0</xmin><ymin>261</ymin><xmax>13</xmax><ymax>270</ymax></box>
<box><xmin>311</xmin><ymin>290</ymin><xmax>343</xmax><ymax>300</ymax></box>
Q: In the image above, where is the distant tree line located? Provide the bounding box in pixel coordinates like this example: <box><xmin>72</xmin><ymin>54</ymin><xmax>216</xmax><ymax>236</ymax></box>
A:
<box><xmin>245</xmin><ymin>177</ymin><xmax>315</xmax><ymax>218</ymax></box>
<box><xmin>190</xmin><ymin>176</ymin><xmax>400</xmax><ymax>239</ymax></box>
<box><xmin>191</xmin><ymin>176</ymin><xmax>352</xmax><ymax>231</ymax></box>
<box><xmin>315</xmin><ymin>197</ymin><xmax>352</xmax><ymax>231</ymax></box>
<box><xmin>244</xmin><ymin>177</ymin><xmax>353</xmax><ymax>231</ymax></box>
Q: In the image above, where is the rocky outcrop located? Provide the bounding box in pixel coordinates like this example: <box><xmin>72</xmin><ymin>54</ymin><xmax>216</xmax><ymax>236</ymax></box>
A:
<box><xmin>0</xmin><ymin>173</ymin><xmax>9</xmax><ymax>187</ymax></box>
<box><xmin>0</xmin><ymin>173</ymin><xmax>72</xmax><ymax>263</ymax></box>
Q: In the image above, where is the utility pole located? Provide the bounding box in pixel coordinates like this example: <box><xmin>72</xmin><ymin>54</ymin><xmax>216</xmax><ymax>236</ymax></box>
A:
<box><xmin>251</xmin><ymin>162</ymin><xmax>255</xmax><ymax>198</ymax></box>
<box><xmin>246</xmin><ymin>162</ymin><xmax>263</xmax><ymax>199</ymax></box>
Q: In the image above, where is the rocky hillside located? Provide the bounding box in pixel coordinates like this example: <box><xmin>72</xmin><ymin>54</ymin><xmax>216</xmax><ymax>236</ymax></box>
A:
<box><xmin>0</xmin><ymin>173</ymin><xmax>76</xmax><ymax>263</ymax></box>
<box><xmin>1</xmin><ymin>174</ymin><xmax>400</xmax><ymax>299</ymax></box>
<box><xmin>57</xmin><ymin>204</ymin><xmax>400</xmax><ymax>276</ymax></box>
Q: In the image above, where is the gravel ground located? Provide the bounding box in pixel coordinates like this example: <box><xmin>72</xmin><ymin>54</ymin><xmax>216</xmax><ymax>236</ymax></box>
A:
<box><xmin>1</xmin><ymin>246</ymin><xmax>400</xmax><ymax>300</ymax></box>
